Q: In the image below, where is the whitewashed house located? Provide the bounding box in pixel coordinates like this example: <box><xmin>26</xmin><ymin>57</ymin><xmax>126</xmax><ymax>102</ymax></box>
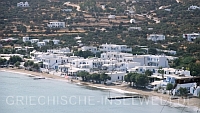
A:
<box><xmin>188</xmin><ymin>5</ymin><xmax>200</xmax><ymax>10</ymax></box>
<box><xmin>37</xmin><ymin>42</ymin><xmax>46</xmax><ymax>47</ymax></box>
<box><xmin>22</xmin><ymin>36</ymin><xmax>30</xmax><ymax>42</ymax></box>
<box><xmin>101</xmin><ymin>52</ymin><xmax>133</xmax><ymax>61</ymax></box>
<box><xmin>128</xmin><ymin>66</ymin><xmax>158</xmax><ymax>73</ymax></box>
<box><xmin>43</xmin><ymin>39</ymin><xmax>50</xmax><ymax>43</ymax></box>
<box><xmin>81</xmin><ymin>46</ymin><xmax>98</xmax><ymax>54</ymax></box>
<box><xmin>61</xmin><ymin>9</ymin><xmax>72</xmax><ymax>12</ymax></box>
<box><xmin>17</xmin><ymin>2</ymin><xmax>29</xmax><ymax>7</ymax></box>
<box><xmin>52</xmin><ymin>39</ymin><xmax>60</xmax><ymax>45</ymax></box>
<box><xmin>47</xmin><ymin>48</ymin><xmax>71</xmax><ymax>54</ymax></box>
<box><xmin>141</xmin><ymin>55</ymin><xmax>169</xmax><ymax>67</ymax></box>
<box><xmin>41</xmin><ymin>55</ymin><xmax>71</xmax><ymax>70</ymax></box>
<box><xmin>128</xmin><ymin>27</ymin><xmax>142</xmax><ymax>31</ymax></box>
<box><xmin>105</xmin><ymin>71</ymin><xmax>126</xmax><ymax>82</ymax></box>
<box><xmin>130</xmin><ymin>19</ymin><xmax>136</xmax><ymax>23</ymax></box>
<box><xmin>30</xmin><ymin>39</ymin><xmax>39</xmax><ymax>43</ymax></box>
<box><xmin>47</xmin><ymin>22</ymin><xmax>65</xmax><ymax>28</ymax></box>
<box><xmin>74</xmin><ymin>36</ymin><xmax>82</xmax><ymax>40</ymax></box>
<box><xmin>183</xmin><ymin>33</ymin><xmax>200</xmax><ymax>41</ymax></box>
<box><xmin>147</xmin><ymin>34</ymin><xmax>165</xmax><ymax>41</ymax></box>
<box><xmin>99</xmin><ymin>44</ymin><xmax>132</xmax><ymax>53</ymax></box>
<box><xmin>108</xmin><ymin>15</ymin><xmax>115</xmax><ymax>19</ymax></box>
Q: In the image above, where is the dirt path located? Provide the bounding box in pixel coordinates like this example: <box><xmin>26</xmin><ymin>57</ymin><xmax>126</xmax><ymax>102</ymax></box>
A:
<box><xmin>64</xmin><ymin>2</ymin><xmax>81</xmax><ymax>11</ymax></box>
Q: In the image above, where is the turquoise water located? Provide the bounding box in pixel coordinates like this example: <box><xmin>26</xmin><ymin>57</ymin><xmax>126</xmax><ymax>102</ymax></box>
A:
<box><xmin>0</xmin><ymin>71</ymin><xmax>197</xmax><ymax>113</ymax></box>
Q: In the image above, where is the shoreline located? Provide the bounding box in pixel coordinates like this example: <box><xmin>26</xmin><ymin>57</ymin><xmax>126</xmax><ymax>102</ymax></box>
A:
<box><xmin>0</xmin><ymin>68</ymin><xmax>199</xmax><ymax>111</ymax></box>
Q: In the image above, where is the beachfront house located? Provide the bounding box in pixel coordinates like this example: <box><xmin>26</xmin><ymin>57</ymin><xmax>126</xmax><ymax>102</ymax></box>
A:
<box><xmin>105</xmin><ymin>71</ymin><xmax>126</xmax><ymax>82</ymax></box>
<box><xmin>149</xmin><ymin>67</ymin><xmax>200</xmax><ymax>96</ymax></box>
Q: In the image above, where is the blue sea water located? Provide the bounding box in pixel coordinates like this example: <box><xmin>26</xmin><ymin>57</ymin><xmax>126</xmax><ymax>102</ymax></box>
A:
<box><xmin>0</xmin><ymin>71</ymin><xmax>197</xmax><ymax>113</ymax></box>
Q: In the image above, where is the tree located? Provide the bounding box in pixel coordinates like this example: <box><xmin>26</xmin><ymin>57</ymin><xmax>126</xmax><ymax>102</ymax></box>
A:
<box><xmin>100</xmin><ymin>73</ymin><xmax>111</xmax><ymax>83</ymax></box>
<box><xmin>148</xmin><ymin>48</ymin><xmax>157</xmax><ymax>55</ymax></box>
<box><xmin>91</xmin><ymin>73</ymin><xmax>100</xmax><ymax>83</ymax></box>
<box><xmin>24</xmin><ymin>61</ymin><xmax>29</xmax><ymax>67</ymax></box>
<box><xmin>77</xmin><ymin>71</ymin><xmax>89</xmax><ymax>81</ymax></box>
<box><xmin>74</xmin><ymin>50</ymin><xmax>94</xmax><ymax>58</ymax></box>
<box><xmin>9</xmin><ymin>55</ymin><xmax>22</xmax><ymax>65</ymax></box>
<box><xmin>33</xmin><ymin>63</ymin><xmax>40</xmax><ymax>71</ymax></box>
<box><xmin>188</xmin><ymin>63</ymin><xmax>200</xmax><ymax>76</ymax></box>
<box><xmin>179</xmin><ymin>87</ymin><xmax>188</xmax><ymax>97</ymax></box>
<box><xmin>124</xmin><ymin>73</ymin><xmax>132</xmax><ymax>86</ymax></box>
<box><xmin>166</xmin><ymin>83</ymin><xmax>173</xmax><ymax>95</ymax></box>
<box><xmin>130</xmin><ymin>73</ymin><xmax>137</xmax><ymax>87</ymax></box>
<box><xmin>14</xmin><ymin>61</ymin><xmax>20</xmax><ymax>68</ymax></box>
<box><xmin>0</xmin><ymin>58</ymin><xmax>7</xmax><ymax>65</ymax></box>
<box><xmin>145</xmin><ymin>70</ymin><xmax>153</xmax><ymax>76</ymax></box>
<box><xmin>135</xmin><ymin>74</ymin><xmax>149</xmax><ymax>88</ymax></box>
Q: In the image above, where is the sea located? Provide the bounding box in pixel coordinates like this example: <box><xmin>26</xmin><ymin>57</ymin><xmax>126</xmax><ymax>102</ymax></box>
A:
<box><xmin>0</xmin><ymin>71</ymin><xmax>198</xmax><ymax>113</ymax></box>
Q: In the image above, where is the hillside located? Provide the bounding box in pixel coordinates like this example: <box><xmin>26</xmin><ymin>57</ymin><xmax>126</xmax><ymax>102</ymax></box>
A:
<box><xmin>0</xmin><ymin>0</ymin><xmax>200</xmax><ymax>60</ymax></box>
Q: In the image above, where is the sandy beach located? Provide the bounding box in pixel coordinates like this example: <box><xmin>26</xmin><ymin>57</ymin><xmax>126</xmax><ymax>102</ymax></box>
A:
<box><xmin>0</xmin><ymin>68</ymin><xmax>199</xmax><ymax>110</ymax></box>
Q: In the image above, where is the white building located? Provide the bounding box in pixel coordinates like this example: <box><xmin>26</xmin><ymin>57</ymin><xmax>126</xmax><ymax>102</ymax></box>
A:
<box><xmin>101</xmin><ymin>52</ymin><xmax>133</xmax><ymax>61</ymax></box>
<box><xmin>108</xmin><ymin>15</ymin><xmax>115</xmax><ymax>19</ymax></box>
<box><xmin>128</xmin><ymin>66</ymin><xmax>158</xmax><ymax>73</ymax></box>
<box><xmin>47</xmin><ymin>22</ymin><xmax>65</xmax><ymax>28</ymax></box>
<box><xmin>128</xmin><ymin>27</ymin><xmax>142</xmax><ymax>31</ymax></box>
<box><xmin>43</xmin><ymin>39</ymin><xmax>50</xmax><ymax>43</ymax></box>
<box><xmin>61</xmin><ymin>9</ymin><xmax>72</xmax><ymax>12</ymax></box>
<box><xmin>47</xmin><ymin>48</ymin><xmax>71</xmax><ymax>54</ymax></box>
<box><xmin>99</xmin><ymin>44</ymin><xmax>132</xmax><ymax>53</ymax></box>
<box><xmin>130</xmin><ymin>19</ymin><xmax>136</xmax><ymax>24</ymax></box>
<box><xmin>17</xmin><ymin>2</ymin><xmax>29</xmax><ymax>7</ymax></box>
<box><xmin>22</xmin><ymin>37</ymin><xmax>30</xmax><ymax>42</ymax></box>
<box><xmin>183</xmin><ymin>33</ymin><xmax>200</xmax><ymax>41</ymax></box>
<box><xmin>81</xmin><ymin>46</ymin><xmax>98</xmax><ymax>54</ymax></box>
<box><xmin>162</xmin><ymin>68</ymin><xmax>190</xmax><ymax>76</ymax></box>
<box><xmin>30</xmin><ymin>39</ymin><xmax>39</xmax><ymax>43</ymax></box>
<box><xmin>157</xmin><ymin>49</ymin><xmax>177</xmax><ymax>55</ymax></box>
<box><xmin>147</xmin><ymin>34</ymin><xmax>165</xmax><ymax>41</ymax></box>
<box><xmin>105</xmin><ymin>71</ymin><xmax>126</xmax><ymax>82</ymax></box>
<box><xmin>74</xmin><ymin>36</ymin><xmax>82</xmax><ymax>40</ymax></box>
<box><xmin>52</xmin><ymin>39</ymin><xmax>60</xmax><ymax>45</ymax></box>
<box><xmin>141</xmin><ymin>55</ymin><xmax>169</xmax><ymax>67</ymax></box>
<box><xmin>188</xmin><ymin>5</ymin><xmax>200</xmax><ymax>10</ymax></box>
<box><xmin>37</xmin><ymin>42</ymin><xmax>46</xmax><ymax>47</ymax></box>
